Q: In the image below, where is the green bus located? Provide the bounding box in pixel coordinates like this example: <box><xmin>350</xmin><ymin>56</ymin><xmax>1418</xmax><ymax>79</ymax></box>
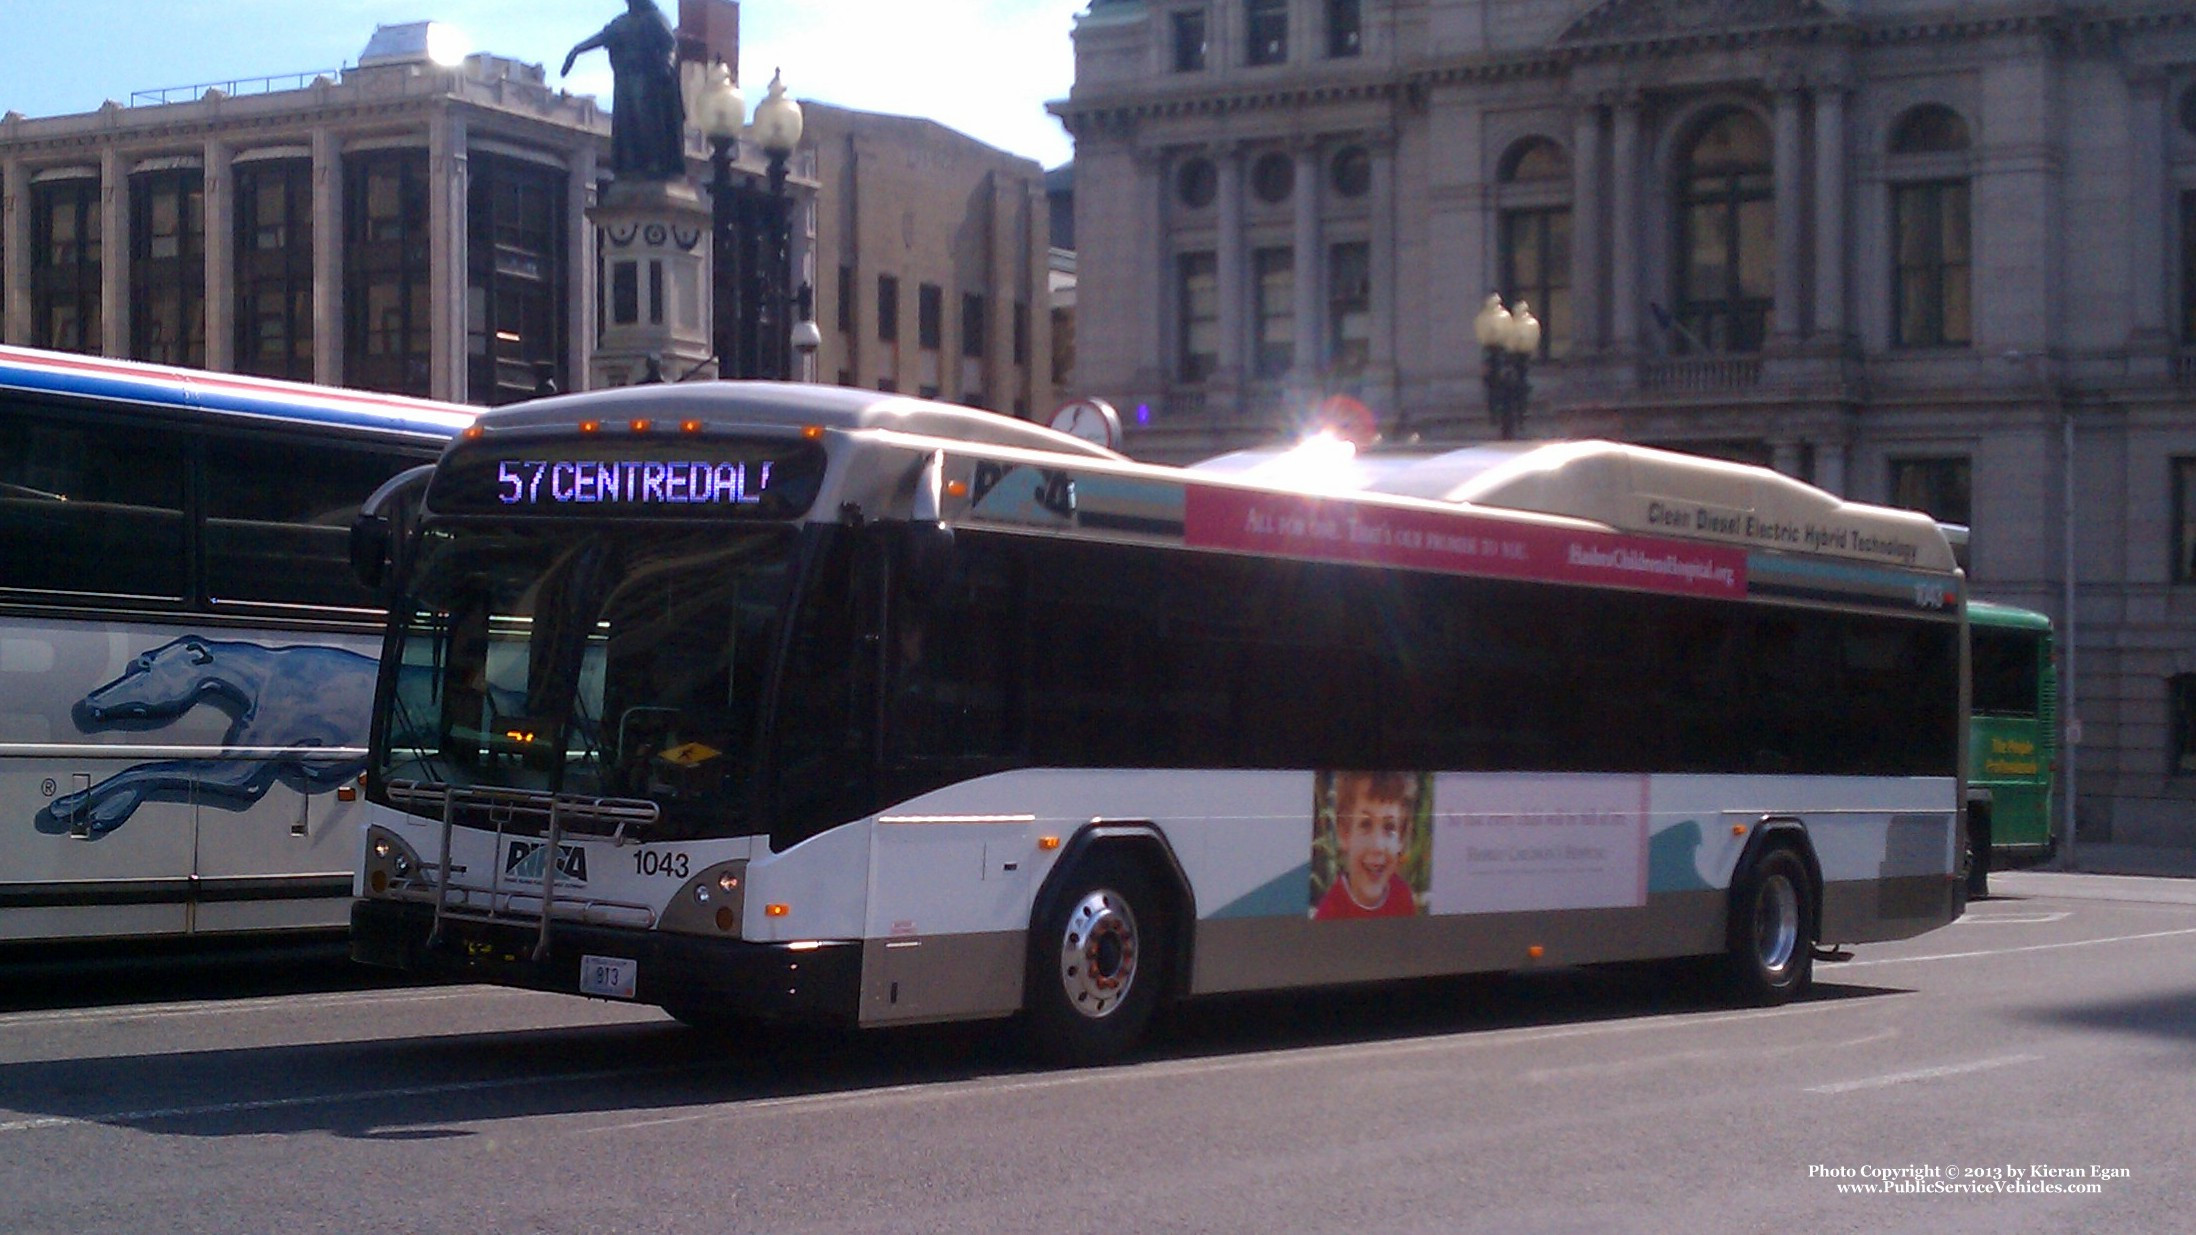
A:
<box><xmin>1966</xmin><ymin>600</ymin><xmax>2058</xmax><ymax>895</ymax></box>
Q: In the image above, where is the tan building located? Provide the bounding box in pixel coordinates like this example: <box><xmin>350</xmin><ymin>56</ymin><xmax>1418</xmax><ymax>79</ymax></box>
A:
<box><xmin>0</xmin><ymin>14</ymin><xmax>1055</xmax><ymax>415</ymax></box>
<box><xmin>802</xmin><ymin>104</ymin><xmax>1055</xmax><ymax>417</ymax></box>
<box><xmin>1057</xmin><ymin>0</ymin><xmax>2196</xmax><ymax>852</ymax></box>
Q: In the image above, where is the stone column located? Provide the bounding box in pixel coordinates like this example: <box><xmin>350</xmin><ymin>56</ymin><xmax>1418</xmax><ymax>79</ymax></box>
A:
<box><xmin>1811</xmin><ymin>436</ymin><xmax>1847</xmax><ymax>496</ymax></box>
<box><xmin>1133</xmin><ymin>145</ymin><xmax>1167</xmax><ymax>394</ymax></box>
<box><xmin>1215</xmin><ymin>142</ymin><xmax>1246</xmax><ymax>398</ymax></box>
<box><xmin>1772</xmin><ymin>83</ymin><xmax>1805</xmax><ymax>344</ymax></box>
<box><xmin>428</xmin><ymin>112</ymin><xmax>468</xmax><ymax>402</ymax></box>
<box><xmin>2</xmin><ymin>160</ymin><xmax>28</xmax><ymax>345</ymax></box>
<box><xmin>1772</xmin><ymin>438</ymin><xmax>1803</xmax><ymax>478</ymax></box>
<box><xmin>1293</xmin><ymin>140</ymin><xmax>1322</xmax><ymax>382</ymax></box>
<box><xmin>1811</xmin><ymin>82</ymin><xmax>1848</xmax><ymax>347</ymax></box>
<box><xmin>1570</xmin><ymin>102</ymin><xmax>1605</xmax><ymax>352</ymax></box>
<box><xmin>101</xmin><ymin>147</ymin><xmax>127</xmax><ymax>357</ymax></box>
<box><xmin>1368</xmin><ymin>131</ymin><xmax>1397</xmax><ymax>378</ymax></box>
<box><xmin>2129</xmin><ymin>70</ymin><xmax>2169</xmax><ymax>346</ymax></box>
<box><xmin>566</xmin><ymin>145</ymin><xmax>597</xmax><ymax>393</ymax></box>
<box><xmin>310</xmin><ymin>127</ymin><xmax>342</xmax><ymax>386</ymax></box>
<box><xmin>1609</xmin><ymin>96</ymin><xmax>1642</xmax><ymax>354</ymax></box>
<box><xmin>202</xmin><ymin>139</ymin><xmax>234</xmax><ymax>372</ymax></box>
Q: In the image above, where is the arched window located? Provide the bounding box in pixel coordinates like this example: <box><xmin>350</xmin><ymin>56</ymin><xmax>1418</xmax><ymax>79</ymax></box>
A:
<box><xmin>1891</xmin><ymin>104</ymin><xmax>1971</xmax><ymax>155</ymax></box>
<box><xmin>1674</xmin><ymin>109</ymin><xmax>1773</xmax><ymax>354</ymax></box>
<box><xmin>1496</xmin><ymin>138</ymin><xmax>1572</xmax><ymax>358</ymax></box>
<box><xmin>1887</xmin><ymin>104</ymin><xmax>1973</xmax><ymax>348</ymax></box>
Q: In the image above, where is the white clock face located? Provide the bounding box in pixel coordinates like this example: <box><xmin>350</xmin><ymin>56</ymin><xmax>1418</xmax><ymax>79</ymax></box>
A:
<box><xmin>1050</xmin><ymin>400</ymin><xmax>1119</xmax><ymax>448</ymax></box>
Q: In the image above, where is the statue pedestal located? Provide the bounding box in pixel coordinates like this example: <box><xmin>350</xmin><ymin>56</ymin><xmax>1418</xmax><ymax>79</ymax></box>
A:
<box><xmin>587</xmin><ymin>180</ymin><xmax>715</xmax><ymax>387</ymax></box>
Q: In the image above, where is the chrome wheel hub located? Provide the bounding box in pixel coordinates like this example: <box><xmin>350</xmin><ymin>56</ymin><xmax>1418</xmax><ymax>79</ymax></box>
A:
<box><xmin>1058</xmin><ymin>888</ymin><xmax>1139</xmax><ymax>1019</ymax></box>
<box><xmin>1754</xmin><ymin>872</ymin><xmax>1801</xmax><ymax>975</ymax></box>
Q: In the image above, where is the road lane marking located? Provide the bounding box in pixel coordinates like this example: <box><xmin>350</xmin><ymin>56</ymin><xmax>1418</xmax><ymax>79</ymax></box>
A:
<box><xmin>1841</xmin><ymin>926</ymin><xmax>2196</xmax><ymax>967</ymax></box>
<box><xmin>1806</xmin><ymin>1053</ymin><xmax>2042</xmax><ymax>1094</ymax></box>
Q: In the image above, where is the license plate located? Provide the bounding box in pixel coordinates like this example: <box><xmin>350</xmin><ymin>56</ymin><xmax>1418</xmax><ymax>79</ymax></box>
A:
<box><xmin>580</xmin><ymin>954</ymin><xmax>637</xmax><ymax>999</ymax></box>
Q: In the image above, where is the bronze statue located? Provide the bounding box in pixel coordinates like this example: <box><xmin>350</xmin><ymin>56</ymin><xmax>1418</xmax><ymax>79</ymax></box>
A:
<box><xmin>562</xmin><ymin>0</ymin><xmax>686</xmax><ymax>181</ymax></box>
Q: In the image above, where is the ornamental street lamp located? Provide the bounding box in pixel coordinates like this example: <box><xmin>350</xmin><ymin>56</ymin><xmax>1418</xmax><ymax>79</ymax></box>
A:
<box><xmin>1474</xmin><ymin>292</ymin><xmax>1541</xmax><ymax>441</ymax></box>
<box><xmin>694</xmin><ymin>63</ymin><xmax>811</xmax><ymax>380</ymax></box>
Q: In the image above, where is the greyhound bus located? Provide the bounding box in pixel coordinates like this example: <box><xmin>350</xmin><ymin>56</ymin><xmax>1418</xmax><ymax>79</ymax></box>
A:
<box><xmin>350</xmin><ymin>384</ymin><xmax>1968</xmax><ymax>1062</ymax></box>
<box><xmin>0</xmin><ymin>346</ymin><xmax>474</xmax><ymax>944</ymax></box>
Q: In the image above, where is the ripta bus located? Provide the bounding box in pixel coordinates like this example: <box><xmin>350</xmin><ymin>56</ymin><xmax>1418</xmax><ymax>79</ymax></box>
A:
<box><xmin>348</xmin><ymin>383</ymin><xmax>1969</xmax><ymax>1063</ymax></box>
<box><xmin>0</xmin><ymin>345</ymin><xmax>474</xmax><ymax>944</ymax></box>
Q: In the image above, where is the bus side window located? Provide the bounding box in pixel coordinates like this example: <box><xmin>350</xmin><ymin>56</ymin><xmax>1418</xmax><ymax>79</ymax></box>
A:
<box><xmin>0</xmin><ymin>402</ymin><xmax>188</xmax><ymax>600</ymax></box>
<box><xmin>887</xmin><ymin>534</ymin><xmax>1023</xmax><ymax>766</ymax></box>
<box><xmin>770</xmin><ymin>528</ymin><xmax>886</xmax><ymax>847</ymax></box>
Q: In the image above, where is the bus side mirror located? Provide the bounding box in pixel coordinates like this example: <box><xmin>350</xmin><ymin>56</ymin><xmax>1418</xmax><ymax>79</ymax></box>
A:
<box><xmin>349</xmin><ymin>518</ymin><xmax>393</xmax><ymax>591</ymax></box>
<box><xmin>350</xmin><ymin>464</ymin><xmax>437</xmax><ymax>593</ymax></box>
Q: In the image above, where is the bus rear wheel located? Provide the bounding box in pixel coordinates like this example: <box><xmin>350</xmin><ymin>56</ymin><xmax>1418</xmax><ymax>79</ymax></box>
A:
<box><xmin>1024</xmin><ymin>854</ymin><xmax>1166</xmax><ymax>1066</ymax></box>
<box><xmin>1723</xmin><ymin>846</ymin><xmax>1814</xmax><ymax>1005</ymax></box>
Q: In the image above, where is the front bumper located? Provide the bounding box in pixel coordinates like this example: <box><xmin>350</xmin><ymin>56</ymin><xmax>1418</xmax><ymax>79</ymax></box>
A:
<box><xmin>351</xmin><ymin>897</ymin><xmax>861</xmax><ymax>1025</ymax></box>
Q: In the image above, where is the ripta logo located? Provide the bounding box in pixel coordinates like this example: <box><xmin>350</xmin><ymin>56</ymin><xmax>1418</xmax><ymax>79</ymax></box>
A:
<box><xmin>505</xmin><ymin>840</ymin><xmax>589</xmax><ymax>885</ymax></box>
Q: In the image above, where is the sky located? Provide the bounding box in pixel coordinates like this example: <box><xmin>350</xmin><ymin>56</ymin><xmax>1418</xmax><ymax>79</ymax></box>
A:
<box><xmin>0</xmin><ymin>0</ymin><xmax>1088</xmax><ymax>169</ymax></box>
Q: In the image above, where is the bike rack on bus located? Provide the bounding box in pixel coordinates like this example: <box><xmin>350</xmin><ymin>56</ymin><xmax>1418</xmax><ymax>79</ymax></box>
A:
<box><xmin>387</xmin><ymin>780</ymin><xmax>660</xmax><ymax>961</ymax></box>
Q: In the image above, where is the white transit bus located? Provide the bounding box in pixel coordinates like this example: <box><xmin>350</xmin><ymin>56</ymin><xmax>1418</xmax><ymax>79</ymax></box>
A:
<box><xmin>0</xmin><ymin>345</ymin><xmax>474</xmax><ymax>944</ymax></box>
<box><xmin>350</xmin><ymin>383</ymin><xmax>1968</xmax><ymax>1062</ymax></box>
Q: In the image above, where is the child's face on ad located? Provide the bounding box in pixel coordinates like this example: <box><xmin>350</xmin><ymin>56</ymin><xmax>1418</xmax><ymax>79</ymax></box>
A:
<box><xmin>1335</xmin><ymin>793</ymin><xmax>1408</xmax><ymax>907</ymax></box>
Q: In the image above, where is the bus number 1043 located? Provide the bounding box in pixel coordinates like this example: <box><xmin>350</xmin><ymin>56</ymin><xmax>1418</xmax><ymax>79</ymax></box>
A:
<box><xmin>634</xmin><ymin>851</ymin><xmax>691</xmax><ymax>878</ymax></box>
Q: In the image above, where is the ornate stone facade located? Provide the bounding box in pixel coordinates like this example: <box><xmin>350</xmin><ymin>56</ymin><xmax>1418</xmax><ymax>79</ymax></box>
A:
<box><xmin>1058</xmin><ymin>0</ymin><xmax>2196</xmax><ymax>850</ymax></box>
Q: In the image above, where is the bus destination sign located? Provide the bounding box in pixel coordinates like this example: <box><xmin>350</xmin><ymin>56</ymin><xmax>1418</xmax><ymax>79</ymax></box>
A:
<box><xmin>432</xmin><ymin>438</ymin><xmax>826</xmax><ymax>518</ymax></box>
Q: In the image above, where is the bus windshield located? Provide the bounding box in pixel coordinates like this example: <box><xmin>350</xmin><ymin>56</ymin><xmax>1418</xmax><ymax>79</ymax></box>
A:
<box><xmin>376</xmin><ymin>522</ymin><xmax>797</xmax><ymax>837</ymax></box>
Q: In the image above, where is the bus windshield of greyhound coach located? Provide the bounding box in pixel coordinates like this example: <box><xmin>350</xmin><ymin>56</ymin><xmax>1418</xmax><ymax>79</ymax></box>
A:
<box><xmin>376</xmin><ymin>523</ymin><xmax>797</xmax><ymax>836</ymax></box>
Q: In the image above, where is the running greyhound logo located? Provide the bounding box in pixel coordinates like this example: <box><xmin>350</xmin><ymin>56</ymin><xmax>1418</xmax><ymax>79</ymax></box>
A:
<box><xmin>36</xmin><ymin>636</ymin><xmax>377</xmax><ymax>839</ymax></box>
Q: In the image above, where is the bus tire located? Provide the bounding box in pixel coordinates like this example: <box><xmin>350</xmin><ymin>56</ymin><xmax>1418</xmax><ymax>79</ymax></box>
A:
<box><xmin>1965</xmin><ymin>807</ymin><xmax>1992</xmax><ymax>900</ymax></box>
<box><xmin>1023</xmin><ymin>852</ymin><xmax>1166</xmax><ymax>1066</ymax></box>
<box><xmin>1723</xmin><ymin>846</ymin><xmax>1814</xmax><ymax>1005</ymax></box>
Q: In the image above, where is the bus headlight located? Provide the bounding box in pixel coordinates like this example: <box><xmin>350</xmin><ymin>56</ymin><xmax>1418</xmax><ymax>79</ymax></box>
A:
<box><xmin>364</xmin><ymin>826</ymin><xmax>425</xmax><ymax>896</ymax></box>
<box><xmin>660</xmin><ymin>859</ymin><xmax>748</xmax><ymax>938</ymax></box>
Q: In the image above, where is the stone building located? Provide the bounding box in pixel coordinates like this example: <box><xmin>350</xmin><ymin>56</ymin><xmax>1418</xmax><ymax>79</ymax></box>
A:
<box><xmin>803</xmin><ymin>104</ymin><xmax>1056</xmax><ymax>417</ymax></box>
<box><xmin>0</xmin><ymin>22</ymin><xmax>604</xmax><ymax>404</ymax></box>
<box><xmin>1056</xmin><ymin>0</ymin><xmax>2196</xmax><ymax>850</ymax></box>
<box><xmin>0</xmin><ymin>15</ymin><xmax>1054</xmax><ymax>415</ymax></box>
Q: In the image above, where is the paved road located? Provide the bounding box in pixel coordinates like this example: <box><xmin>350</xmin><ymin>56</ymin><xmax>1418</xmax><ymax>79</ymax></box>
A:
<box><xmin>2</xmin><ymin>872</ymin><xmax>2192</xmax><ymax>1233</ymax></box>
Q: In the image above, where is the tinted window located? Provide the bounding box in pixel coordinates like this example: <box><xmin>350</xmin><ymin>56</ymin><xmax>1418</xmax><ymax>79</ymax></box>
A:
<box><xmin>0</xmin><ymin>403</ymin><xmax>187</xmax><ymax>599</ymax></box>
<box><xmin>203</xmin><ymin>435</ymin><xmax>427</xmax><ymax>608</ymax></box>
<box><xmin>1972</xmin><ymin>627</ymin><xmax>2042</xmax><ymax>717</ymax></box>
<box><xmin>908</xmin><ymin>532</ymin><xmax>1957</xmax><ymax>779</ymax></box>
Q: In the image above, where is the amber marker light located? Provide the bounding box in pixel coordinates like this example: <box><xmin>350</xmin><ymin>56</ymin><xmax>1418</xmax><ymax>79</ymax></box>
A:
<box><xmin>680</xmin><ymin>418</ymin><xmax>704</xmax><ymax>434</ymax></box>
<box><xmin>578</xmin><ymin>419</ymin><xmax>601</xmax><ymax>434</ymax></box>
<box><xmin>461</xmin><ymin>425</ymin><xmax>484</xmax><ymax>441</ymax></box>
<box><xmin>629</xmin><ymin>418</ymin><xmax>653</xmax><ymax>433</ymax></box>
<box><xmin>1038</xmin><ymin>836</ymin><xmax>1061</xmax><ymax>851</ymax></box>
<box><xmin>765</xmin><ymin>903</ymin><xmax>790</xmax><ymax>917</ymax></box>
<box><xmin>1732</xmin><ymin>824</ymin><xmax>1749</xmax><ymax>836</ymax></box>
<box><xmin>801</xmin><ymin>424</ymin><xmax>825</xmax><ymax>440</ymax></box>
<box><xmin>1528</xmin><ymin>945</ymin><xmax>1545</xmax><ymax>960</ymax></box>
<box><xmin>945</xmin><ymin>479</ymin><xmax>969</xmax><ymax>498</ymax></box>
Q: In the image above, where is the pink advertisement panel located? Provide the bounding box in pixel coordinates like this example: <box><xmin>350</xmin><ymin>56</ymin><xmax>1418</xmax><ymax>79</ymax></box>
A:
<box><xmin>1183</xmin><ymin>486</ymin><xmax>1748</xmax><ymax>597</ymax></box>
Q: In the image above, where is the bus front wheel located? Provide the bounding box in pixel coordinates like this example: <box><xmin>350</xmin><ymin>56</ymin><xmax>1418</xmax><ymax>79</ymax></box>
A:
<box><xmin>1724</xmin><ymin>846</ymin><xmax>1815</xmax><ymax>1005</ymax></box>
<box><xmin>1023</xmin><ymin>853</ymin><xmax>1166</xmax><ymax>1066</ymax></box>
